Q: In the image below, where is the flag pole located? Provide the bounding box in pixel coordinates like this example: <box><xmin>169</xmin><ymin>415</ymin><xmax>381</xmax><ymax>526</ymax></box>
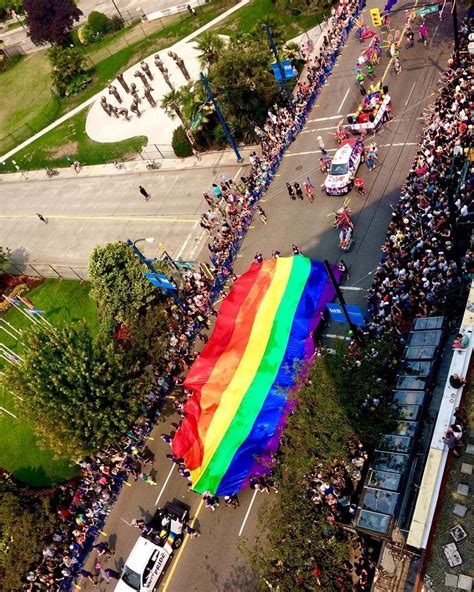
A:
<box><xmin>3</xmin><ymin>296</ymin><xmax>41</xmax><ymax>326</ymax></box>
<box><xmin>0</xmin><ymin>342</ymin><xmax>23</xmax><ymax>362</ymax></box>
<box><xmin>0</xmin><ymin>323</ymin><xmax>25</xmax><ymax>346</ymax></box>
<box><xmin>1</xmin><ymin>318</ymin><xmax>23</xmax><ymax>335</ymax></box>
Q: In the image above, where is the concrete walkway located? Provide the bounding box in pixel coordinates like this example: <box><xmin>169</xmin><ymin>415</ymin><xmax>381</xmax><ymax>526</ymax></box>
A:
<box><xmin>0</xmin><ymin>145</ymin><xmax>254</xmax><ymax>184</ymax></box>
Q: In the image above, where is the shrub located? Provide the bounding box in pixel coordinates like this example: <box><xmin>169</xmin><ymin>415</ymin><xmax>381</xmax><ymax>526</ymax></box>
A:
<box><xmin>77</xmin><ymin>22</ymin><xmax>96</xmax><ymax>45</ymax></box>
<box><xmin>87</xmin><ymin>10</ymin><xmax>113</xmax><ymax>35</ymax></box>
<box><xmin>64</xmin><ymin>72</ymin><xmax>92</xmax><ymax>96</ymax></box>
<box><xmin>212</xmin><ymin>124</ymin><xmax>227</xmax><ymax>147</ymax></box>
<box><xmin>172</xmin><ymin>125</ymin><xmax>193</xmax><ymax>158</ymax></box>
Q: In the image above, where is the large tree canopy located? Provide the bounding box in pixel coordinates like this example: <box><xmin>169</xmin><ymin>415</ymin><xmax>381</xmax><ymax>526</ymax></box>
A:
<box><xmin>0</xmin><ymin>485</ymin><xmax>56</xmax><ymax>590</ymax></box>
<box><xmin>2</xmin><ymin>321</ymin><xmax>152</xmax><ymax>458</ymax></box>
<box><xmin>88</xmin><ymin>241</ymin><xmax>158</xmax><ymax>324</ymax></box>
<box><xmin>24</xmin><ymin>0</ymin><xmax>82</xmax><ymax>46</ymax></box>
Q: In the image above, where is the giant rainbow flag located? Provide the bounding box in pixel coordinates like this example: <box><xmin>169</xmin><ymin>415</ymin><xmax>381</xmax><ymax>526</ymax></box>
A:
<box><xmin>172</xmin><ymin>256</ymin><xmax>338</xmax><ymax>495</ymax></box>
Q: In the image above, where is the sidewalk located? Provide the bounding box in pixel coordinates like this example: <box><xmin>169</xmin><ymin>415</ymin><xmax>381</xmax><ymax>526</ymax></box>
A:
<box><xmin>0</xmin><ymin>145</ymin><xmax>253</xmax><ymax>184</ymax></box>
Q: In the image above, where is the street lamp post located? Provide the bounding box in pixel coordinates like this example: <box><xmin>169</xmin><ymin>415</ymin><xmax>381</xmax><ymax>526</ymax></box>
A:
<box><xmin>265</xmin><ymin>24</ymin><xmax>292</xmax><ymax>105</ymax></box>
<box><xmin>111</xmin><ymin>0</ymin><xmax>124</xmax><ymax>21</ymax></box>
<box><xmin>199</xmin><ymin>72</ymin><xmax>243</xmax><ymax>163</ymax></box>
<box><xmin>127</xmin><ymin>237</ymin><xmax>157</xmax><ymax>274</ymax></box>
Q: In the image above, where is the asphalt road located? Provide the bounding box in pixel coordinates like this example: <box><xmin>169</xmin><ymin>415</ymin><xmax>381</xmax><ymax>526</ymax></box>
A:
<box><xmin>0</xmin><ymin>166</ymin><xmax>247</xmax><ymax>273</ymax></box>
<box><xmin>9</xmin><ymin>2</ymin><xmax>456</xmax><ymax>591</ymax></box>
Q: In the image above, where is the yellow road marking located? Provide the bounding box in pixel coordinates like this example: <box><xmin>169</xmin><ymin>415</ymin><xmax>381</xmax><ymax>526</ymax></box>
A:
<box><xmin>162</xmin><ymin>499</ymin><xmax>204</xmax><ymax>592</ymax></box>
<box><xmin>382</xmin><ymin>0</ymin><xmax>419</xmax><ymax>83</ymax></box>
<box><xmin>0</xmin><ymin>215</ymin><xmax>198</xmax><ymax>223</ymax></box>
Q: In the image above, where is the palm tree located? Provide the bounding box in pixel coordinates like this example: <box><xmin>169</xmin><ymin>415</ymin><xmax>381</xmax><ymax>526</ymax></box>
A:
<box><xmin>160</xmin><ymin>88</ymin><xmax>185</xmax><ymax>123</ymax></box>
<box><xmin>194</xmin><ymin>31</ymin><xmax>224</xmax><ymax>69</ymax></box>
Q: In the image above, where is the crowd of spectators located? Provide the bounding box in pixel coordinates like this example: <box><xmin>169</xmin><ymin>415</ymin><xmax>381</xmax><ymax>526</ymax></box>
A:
<box><xmin>364</xmin><ymin>21</ymin><xmax>473</xmax><ymax>337</ymax></box>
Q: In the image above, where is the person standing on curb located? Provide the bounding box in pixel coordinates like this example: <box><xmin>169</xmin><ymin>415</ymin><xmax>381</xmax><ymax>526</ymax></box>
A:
<box><xmin>139</xmin><ymin>186</ymin><xmax>150</xmax><ymax>201</ymax></box>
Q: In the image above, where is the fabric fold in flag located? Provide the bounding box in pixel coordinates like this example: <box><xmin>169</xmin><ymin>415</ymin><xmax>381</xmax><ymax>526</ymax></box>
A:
<box><xmin>172</xmin><ymin>256</ymin><xmax>338</xmax><ymax>494</ymax></box>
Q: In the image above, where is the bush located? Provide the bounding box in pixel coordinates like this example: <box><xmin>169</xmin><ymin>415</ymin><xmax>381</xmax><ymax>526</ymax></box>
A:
<box><xmin>212</xmin><ymin>124</ymin><xmax>227</xmax><ymax>147</ymax></box>
<box><xmin>87</xmin><ymin>10</ymin><xmax>113</xmax><ymax>35</ymax></box>
<box><xmin>77</xmin><ymin>22</ymin><xmax>96</xmax><ymax>45</ymax></box>
<box><xmin>48</xmin><ymin>45</ymin><xmax>88</xmax><ymax>96</ymax></box>
<box><xmin>64</xmin><ymin>72</ymin><xmax>92</xmax><ymax>96</ymax></box>
<box><xmin>172</xmin><ymin>125</ymin><xmax>193</xmax><ymax>158</ymax></box>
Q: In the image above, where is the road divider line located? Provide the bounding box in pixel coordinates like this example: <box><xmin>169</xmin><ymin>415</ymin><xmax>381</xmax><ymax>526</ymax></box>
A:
<box><xmin>239</xmin><ymin>489</ymin><xmax>258</xmax><ymax>537</ymax></box>
<box><xmin>308</xmin><ymin>115</ymin><xmax>342</xmax><ymax>123</ymax></box>
<box><xmin>404</xmin><ymin>82</ymin><xmax>416</xmax><ymax>106</ymax></box>
<box><xmin>162</xmin><ymin>499</ymin><xmax>204</xmax><ymax>591</ymax></box>
<box><xmin>0</xmin><ymin>214</ymin><xmax>199</xmax><ymax>223</ymax></box>
<box><xmin>177</xmin><ymin>220</ymin><xmax>199</xmax><ymax>259</ymax></box>
<box><xmin>155</xmin><ymin>465</ymin><xmax>175</xmax><ymax>507</ymax></box>
<box><xmin>189</xmin><ymin>229</ymin><xmax>207</xmax><ymax>259</ymax></box>
<box><xmin>337</xmin><ymin>87</ymin><xmax>351</xmax><ymax>114</ymax></box>
<box><xmin>339</xmin><ymin>286</ymin><xmax>366</xmax><ymax>291</ymax></box>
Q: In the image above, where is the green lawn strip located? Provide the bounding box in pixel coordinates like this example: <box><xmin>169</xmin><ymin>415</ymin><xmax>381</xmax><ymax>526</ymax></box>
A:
<box><xmin>3</xmin><ymin>107</ymin><xmax>147</xmax><ymax>171</ymax></box>
<box><xmin>0</xmin><ymin>0</ymin><xmax>237</xmax><ymax>157</ymax></box>
<box><xmin>0</xmin><ymin>279</ymin><xmax>98</xmax><ymax>485</ymax></box>
<box><xmin>213</xmin><ymin>0</ymin><xmax>327</xmax><ymax>38</ymax></box>
<box><xmin>0</xmin><ymin>52</ymin><xmax>58</xmax><ymax>153</ymax></box>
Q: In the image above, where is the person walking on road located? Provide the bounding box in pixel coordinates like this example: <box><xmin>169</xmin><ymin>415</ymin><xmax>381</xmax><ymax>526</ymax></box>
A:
<box><xmin>294</xmin><ymin>182</ymin><xmax>304</xmax><ymax>200</ymax></box>
<box><xmin>357</xmin><ymin>72</ymin><xmax>366</xmax><ymax>96</ymax></box>
<box><xmin>139</xmin><ymin>185</ymin><xmax>150</xmax><ymax>201</ymax></box>
<box><xmin>406</xmin><ymin>26</ymin><xmax>415</xmax><ymax>48</ymax></box>
<box><xmin>394</xmin><ymin>57</ymin><xmax>401</xmax><ymax>75</ymax></box>
<box><xmin>418</xmin><ymin>22</ymin><xmax>428</xmax><ymax>46</ymax></box>
<box><xmin>36</xmin><ymin>213</ymin><xmax>47</xmax><ymax>223</ymax></box>
<box><xmin>286</xmin><ymin>182</ymin><xmax>296</xmax><ymax>200</ymax></box>
<box><xmin>303</xmin><ymin>177</ymin><xmax>315</xmax><ymax>203</ymax></box>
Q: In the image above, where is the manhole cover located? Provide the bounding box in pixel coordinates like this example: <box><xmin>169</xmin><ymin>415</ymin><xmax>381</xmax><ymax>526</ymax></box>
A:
<box><xmin>296</xmin><ymin>165</ymin><xmax>303</xmax><ymax>170</ymax></box>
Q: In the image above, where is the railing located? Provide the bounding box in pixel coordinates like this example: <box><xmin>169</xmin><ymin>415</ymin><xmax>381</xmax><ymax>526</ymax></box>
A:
<box><xmin>4</xmin><ymin>262</ymin><xmax>89</xmax><ymax>282</ymax></box>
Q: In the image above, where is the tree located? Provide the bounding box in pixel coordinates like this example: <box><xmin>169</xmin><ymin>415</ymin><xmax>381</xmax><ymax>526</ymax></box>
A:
<box><xmin>88</xmin><ymin>241</ymin><xmax>158</xmax><ymax>324</ymax></box>
<box><xmin>161</xmin><ymin>88</ymin><xmax>185</xmax><ymax>123</ymax></box>
<box><xmin>24</xmin><ymin>0</ymin><xmax>82</xmax><ymax>46</ymax></box>
<box><xmin>194</xmin><ymin>31</ymin><xmax>225</xmax><ymax>68</ymax></box>
<box><xmin>47</xmin><ymin>45</ymin><xmax>88</xmax><ymax>96</ymax></box>
<box><xmin>2</xmin><ymin>321</ymin><xmax>152</xmax><ymax>458</ymax></box>
<box><xmin>208</xmin><ymin>38</ymin><xmax>277</xmax><ymax>141</ymax></box>
<box><xmin>0</xmin><ymin>485</ymin><xmax>56</xmax><ymax>590</ymax></box>
<box><xmin>0</xmin><ymin>245</ymin><xmax>11</xmax><ymax>268</ymax></box>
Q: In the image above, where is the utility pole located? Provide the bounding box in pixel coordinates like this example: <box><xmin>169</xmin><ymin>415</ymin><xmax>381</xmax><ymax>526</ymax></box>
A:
<box><xmin>324</xmin><ymin>260</ymin><xmax>362</xmax><ymax>344</ymax></box>
<box><xmin>199</xmin><ymin>73</ymin><xmax>243</xmax><ymax>163</ymax></box>
<box><xmin>111</xmin><ymin>0</ymin><xmax>124</xmax><ymax>21</ymax></box>
<box><xmin>451</xmin><ymin>0</ymin><xmax>460</xmax><ymax>64</ymax></box>
<box><xmin>265</xmin><ymin>24</ymin><xmax>292</xmax><ymax>105</ymax></box>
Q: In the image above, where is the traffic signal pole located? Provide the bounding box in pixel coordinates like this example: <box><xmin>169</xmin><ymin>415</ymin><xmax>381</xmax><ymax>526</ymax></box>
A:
<box><xmin>265</xmin><ymin>24</ymin><xmax>293</xmax><ymax>105</ymax></box>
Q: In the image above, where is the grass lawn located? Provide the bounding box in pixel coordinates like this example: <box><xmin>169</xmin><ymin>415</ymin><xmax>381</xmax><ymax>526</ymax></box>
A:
<box><xmin>0</xmin><ymin>279</ymin><xmax>99</xmax><ymax>486</ymax></box>
<box><xmin>0</xmin><ymin>52</ymin><xmax>61</xmax><ymax>154</ymax></box>
<box><xmin>214</xmin><ymin>0</ymin><xmax>328</xmax><ymax>38</ymax></box>
<box><xmin>2</xmin><ymin>107</ymin><xmax>147</xmax><ymax>171</ymax></box>
<box><xmin>0</xmin><ymin>0</ymin><xmax>237</xmax><ymax>158</ymax></box>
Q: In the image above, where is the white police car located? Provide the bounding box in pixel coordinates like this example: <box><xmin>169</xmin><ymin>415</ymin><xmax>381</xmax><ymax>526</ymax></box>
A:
<box><xmin>324</xmin><ymin>138</ymin><xmax>365</xmax><ymax>195</ymax></box>
<box><xmin>115</xmin><ymin>502</ymin><xmax>188</xmax><ymax>592</ymax></box>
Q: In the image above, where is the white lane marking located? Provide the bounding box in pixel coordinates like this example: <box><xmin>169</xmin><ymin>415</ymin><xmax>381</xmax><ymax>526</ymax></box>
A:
<box><xmin>176</xmin><ymin>220</ymin><xmax>199</xmax><ymax>259</ymax></box>
<box><xmin>324</xmin><ymin>334</ymin><xmax>351</xmax><ymax>341</ymax></box>
<box><xmin>155</xmin><ymin>465</ymin><xmax>175</xmax><ymax>506</ymax></box>
<box><xmin>189</xmin><ymin>229</ymin><xmax>207</xmax><ymax>259</ymax></box>
<box><xmin>238</xmin><ymin>489</ymin><xmax>258</xmax><ymax>536</ymax></box>
<box><xmin>429</xmin><ymin>24</ymin><xmax>439</xmax><ymax>46</ymax></box>
<box><xmin>404</xmin><ymin>82</ymin><xmax>416</xmax><ymax>106</ymax></box>
<box><xmin>308</xmin><ymin>115</ymin><xmax>343</xmax><ymax>123</ymax></box>
<box><xmin>337</xmin><ymin>88</ymin><xmax>351</xmax><ymax>114</ymax></box>
<box><xmin>120</xmin><ymin>517</ymin><xmax>133</xmax><ymax>526</ymax></box>
<box><xmin>233</xmin><ymin>167</ymin><xmax>242</xmax><ymax>181</ymax></box>
<box><xmin>301</xmin><ymin>125</ymin><xmax>338</xmax><ymax>134</ymax></box>
<box><xmin>340</xmin><ymin>286</ymin><xmax>366</xmax><ymax>291</ymax></box>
